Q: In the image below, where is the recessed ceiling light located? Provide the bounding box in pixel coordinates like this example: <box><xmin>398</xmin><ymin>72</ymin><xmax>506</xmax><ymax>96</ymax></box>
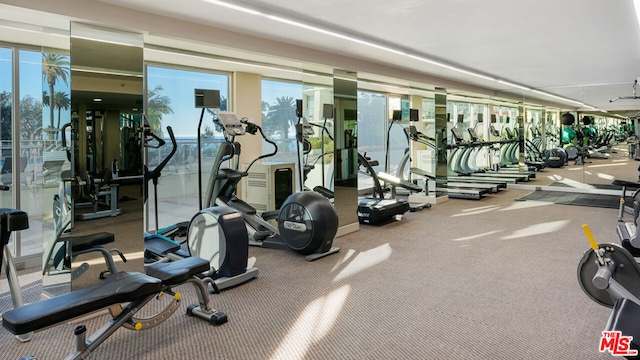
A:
<box><xmin>93</xmin><ymin>98</ymin><xmax>102</xmax><ymax>102</ymax></box>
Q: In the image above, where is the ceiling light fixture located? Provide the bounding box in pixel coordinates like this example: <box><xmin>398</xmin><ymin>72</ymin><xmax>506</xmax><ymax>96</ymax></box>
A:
<box><xmin>497</xmin><ymin>79</ymin><xmax>531</xmax><ymax>91</ymax></box>
<box><xmin>531</xmin><ymin>89</ymin><xmax>584</xmax><ymax>106</ymax></box>
<box><xmin>610</xmin><ymin>78</ymin><xmax>640</xmax><ymax>102</ymax></box>
<box><xmin>634</xmin><ymin>0</ymin><xmax>640</xmax><ymax>32</ymax></box>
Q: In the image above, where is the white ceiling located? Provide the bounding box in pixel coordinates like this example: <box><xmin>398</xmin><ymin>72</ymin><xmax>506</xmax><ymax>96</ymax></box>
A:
<box><xmin>3</xmin><ymin>0</ymin><xmax>640</xmax><ymax>116</ymax></box>
<box><xmin>99</xmin><ymin>0</ymin><xmax>640</xmax><ymax>116</ymax></box>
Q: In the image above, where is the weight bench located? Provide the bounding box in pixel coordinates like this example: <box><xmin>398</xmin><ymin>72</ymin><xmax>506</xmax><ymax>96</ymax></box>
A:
<box><xmin>0</xmin><ymin>209</ymin><xmax>228</xmax><ymax>359</ymax></box>
<box><xmin>3</xmin><ymin>255</ymin><xmax>227</xmax><ymax>359</ymax></box>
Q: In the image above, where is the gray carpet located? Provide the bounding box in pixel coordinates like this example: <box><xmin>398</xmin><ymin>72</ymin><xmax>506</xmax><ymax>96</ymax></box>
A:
<box><xmin>0</xmin><ymin>188</ymin><xmax>616</xmax><ymax>359</ymax></box>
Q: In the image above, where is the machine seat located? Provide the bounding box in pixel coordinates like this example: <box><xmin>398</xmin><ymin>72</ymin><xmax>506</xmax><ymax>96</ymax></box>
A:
<box><xmin>613</xmin><ymin>179</ymin><xmax>640</xmax><ymax>189</ymax></box>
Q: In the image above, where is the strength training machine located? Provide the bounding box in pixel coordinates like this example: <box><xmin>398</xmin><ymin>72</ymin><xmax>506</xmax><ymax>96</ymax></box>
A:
<box><xmin>577</xmin><ymin>224</ymin><xmax>640</xmax><ymax>356</ymax></box>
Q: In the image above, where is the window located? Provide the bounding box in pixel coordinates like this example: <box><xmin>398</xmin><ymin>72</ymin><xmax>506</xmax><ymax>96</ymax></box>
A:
<box><xmin>261</xmin><ymin>79</ymin><xmax>303</xmax><ymax>165</ymax></box>
<box><xmin>145</xmin><ymin>65</ymin><xmax>229</xmax><ymax>231</ymax></box>
<box><xmin>357</xmin><ymin>91</ymin><xmax>386</xmax><ymax>191</ymax></box>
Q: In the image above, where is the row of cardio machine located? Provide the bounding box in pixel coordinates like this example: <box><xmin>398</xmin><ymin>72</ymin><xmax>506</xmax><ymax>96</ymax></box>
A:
<box><xmin>424</xmin><ymin>114</ymin><xmax>540</xmax><ymax>200</ymax></box>
<box><xmin>355</xmin><ymin>112</ymin><xmax>540</xmax><ymax>227</ymax></box>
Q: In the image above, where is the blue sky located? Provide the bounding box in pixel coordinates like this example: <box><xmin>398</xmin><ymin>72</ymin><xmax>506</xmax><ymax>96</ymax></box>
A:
<box><xmin>149</xmin><ymin>66</ymin><xmax>303</xmax><ymax>138</ymax></box>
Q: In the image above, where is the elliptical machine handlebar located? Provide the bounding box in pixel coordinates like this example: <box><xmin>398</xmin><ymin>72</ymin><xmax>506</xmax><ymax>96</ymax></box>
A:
<box><xmin>145</xmin><ymin>126</ymin><xmax>177</xmax><ymax>232</ymax></box>
<box><xmin>215</xmin><ymin>114</ymin><xmax>278</xmax><ymax>174</ymax></box>
<box><xmin>146</xmin><ymin>126</ymin><xmax>177</xmax><ymax>186</ymax></box>
<box><xmin>243</xmin><ymin>120</ymin><xmax>278</xmax><ymax>173</ymax></box>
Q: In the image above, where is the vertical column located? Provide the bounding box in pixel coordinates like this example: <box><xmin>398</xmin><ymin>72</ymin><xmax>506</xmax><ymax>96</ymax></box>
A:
<box><xmin>333</xmin><ymin>69</ymin><xmax>359</xmax><ymax>236</ymax></box>
<box><xmin>232</xmin><ymin>72</ymin><xmax>262</xmax><ymax>171</ymax></box>
<box><xmin>409</xmin><ymin>94</ymin><xmax>422</xmax><ymax>174</ymax></box>
<box><xmin>541</xmin><ymin>109</ymin><xmax>547</xmax><ymax>153</ymax></box>
<box><xmin>434</xmin><ymin>87</ymin><xmax>448</xmax><ymax>196</ymax></box>
<box><xmin>517</xmin><ymin>105</ymin><xmax>525</xmax><ymax>171</ymax></box>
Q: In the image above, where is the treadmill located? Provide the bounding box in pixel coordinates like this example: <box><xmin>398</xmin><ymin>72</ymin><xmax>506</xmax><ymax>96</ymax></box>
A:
<box><xmin>401</xmin><ymin>126</ymin><xmax>493</xmax><ymax>200</ymax></box>
<box><xmin>357</xmin><ymin>153</ymin><xmax>411</xmax><ymax>225</ymax></box>
<box><xmin>449</xmin><ymin>127</ymin><xmax>529</xmax><ymax>183</ymax></box>
<box><xmin>467</xmin><ymin>127</ymin><xmax>536</xmax><ymax>179</ymax></box>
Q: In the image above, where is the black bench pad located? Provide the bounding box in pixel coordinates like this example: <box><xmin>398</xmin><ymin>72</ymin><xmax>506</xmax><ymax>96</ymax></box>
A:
<box><xmin>612</xmin><ymin>179</ymin><xmax>640</xmax><ymax>189</ymax></box>
<box><xmin>2</xmin><ymin>272</ymin><xmax>161</xmax><ymax>335</ymax></box>
<box><xmin>146</xmin><ymin>257</ymin><xmax>210</xmax><ymax>286</ymax></box>
<box><xmin>71</xmin><ymin>232</ymin><xmax>115</xmax><ymax>252</ymax></box>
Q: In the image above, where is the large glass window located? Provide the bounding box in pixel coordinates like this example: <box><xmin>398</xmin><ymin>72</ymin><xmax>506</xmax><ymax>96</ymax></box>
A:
<box><xmin>357</xmin><ymin>91</ymin><xmax>386</xmax><ymax>191</ymax></box>
<box><xmin>261</xmin><ymin>79</ymin><xmax>303</xmax><ymax>165</ymax></box>
<box><xmin>302</xmin><ymin>83</ymin><xmax>333</xmax><ymax>190</ymax></box>
<box><xmin>20</xmin><ymin>50</ymin><xmax>49</xmax><ymax>256</ymax></box>
<box><xmin>145</xmin><ymin>65</ymin><xmax>229</xmax><ymax>231</ymax></box>
<box><xmin>387</xmin><ymin>95</ymin><xmax>409</xmax><ymax>176</ymax></box>
<box><xmin>0</xmin><ymin>48</ymin><xmax>11</xmax><ymax>206</ymax></box>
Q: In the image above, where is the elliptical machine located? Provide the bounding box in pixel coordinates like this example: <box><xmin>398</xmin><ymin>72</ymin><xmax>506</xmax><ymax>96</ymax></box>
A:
<box><xmin>195</xmin><ymin>110</ymin><xmax>340</xmax><ymax>261</ymax></box>
<box><xmin>143</xmin><ymin>119</ymin><xmax>258</xmax><ymax>291</ymax></box>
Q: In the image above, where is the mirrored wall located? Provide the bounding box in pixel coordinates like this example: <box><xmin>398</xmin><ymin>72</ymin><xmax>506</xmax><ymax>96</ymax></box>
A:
<box><xmin>42</xmin><ymin>22</ymin><xmax>145</xmax><ymax>294</ymax></box>
<box><xmin>333</xmin><ymin>69</ymin><xmax>358</xmax><ymax>231</ymax></box>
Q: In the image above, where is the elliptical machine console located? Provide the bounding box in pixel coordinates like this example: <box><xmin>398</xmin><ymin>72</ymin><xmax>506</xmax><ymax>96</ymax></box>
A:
<box><xmin>192</xmin><ymin>108</ymin><xmax>340</xmax><ymax>261</ymax></box>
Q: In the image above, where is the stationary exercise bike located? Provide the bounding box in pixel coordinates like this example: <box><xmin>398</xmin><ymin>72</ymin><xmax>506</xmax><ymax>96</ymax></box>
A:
<box><xmin>197</xmin><ymin>111</ymin><xmax>340</xmax><ymax>261</ymax></box>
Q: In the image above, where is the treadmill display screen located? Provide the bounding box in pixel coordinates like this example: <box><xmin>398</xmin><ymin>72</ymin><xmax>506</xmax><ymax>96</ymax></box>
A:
<box><xmin>451</xmin><ymin>128</ymin><xmax>464</xmax><ymax>141</ymax></box>
<box><xmin>468</xmin><ymin>128</ymin><xmax>479</xmax><ymax>140</ymax></box>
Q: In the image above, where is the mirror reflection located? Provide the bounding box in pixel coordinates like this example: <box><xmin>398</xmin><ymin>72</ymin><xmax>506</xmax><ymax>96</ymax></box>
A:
<box><xmin>333</xmin><ymin>70</ymin><xmax>358</xmax><ymax>229</ymax></box>
<box><xmin>43</xmin><ymin>22</ymin><xmax>144</xmax><ymax>294</ymax></box>
<box><xmin>301</xmin><ymin>70</ymin><xmax>334</xmax><ymax>199</ymax></box>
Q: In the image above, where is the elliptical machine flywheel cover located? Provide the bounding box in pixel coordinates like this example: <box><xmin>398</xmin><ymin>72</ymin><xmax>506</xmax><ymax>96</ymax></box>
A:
<box><xmin>564</xmin><ymin>145</ymin><xmax>578</xmax><ymax>160</ymax></box>
<box><xmin>542</xmin><ymin>148</ymin><xmax>566</xmax><ymax>168</ymax></box>
<box><xmin>187</xmin><ymin>205</ymin><xmax>249</xmax><ymax>278</ymax></box>
<box><xmin>278</xmin><ymin>191</ymin><xmax>338</xmax><ymax>255</ymax></box>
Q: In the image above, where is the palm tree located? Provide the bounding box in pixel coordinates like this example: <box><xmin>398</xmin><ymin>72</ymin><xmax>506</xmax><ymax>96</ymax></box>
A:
<box><xmin>266</xmin><ymin>96</ymin><xmax>297</xmax><ymax>138</ymax></box>
<box><xmin>261</xmin><ymin>100</ymin><xmax>270</xmax><ymax>123</ymax></box>
<box><xmin>146</xmin><ymin>85</ymin><xmax>173</xmax><ymax>136</ymax></box>
<box><xmin>0</xmin><ymin>91</ymin><xmax>11</xmax><ymax>141</ymax></box>
<box><xmin>42</xmin><ymin>53</ymin><xmax>69</xmax><ymax>130</ymax></box>
<box><xmin>53</xmin><ymin>91</ymin><xmax>70</xmax><ymax>131</ymax></box>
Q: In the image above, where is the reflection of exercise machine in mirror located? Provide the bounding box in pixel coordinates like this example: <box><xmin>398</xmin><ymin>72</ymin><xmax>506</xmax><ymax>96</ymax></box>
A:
<box><xmin>398</xmin><ymin>111</ymin><xmax>494</xmax><ymax>200</ymax></box>
<box><xmin>355</xmin><ymin>110</ymin><xmax>430</xmax><ymax>225</ymax></box>
<box><xmin>296</xmin><ymin>102</ymin><xmax>335</xmax><ymax>200</ymax></box>
<box><xmin>332</xmin><ymin>70</ymin><xmax>359</xmax><ymax>231</ymax></box>
<box><xmin>54</xmin><ymin>22</ymin><xmax>146</xmax><ymax>291</ymax></box>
